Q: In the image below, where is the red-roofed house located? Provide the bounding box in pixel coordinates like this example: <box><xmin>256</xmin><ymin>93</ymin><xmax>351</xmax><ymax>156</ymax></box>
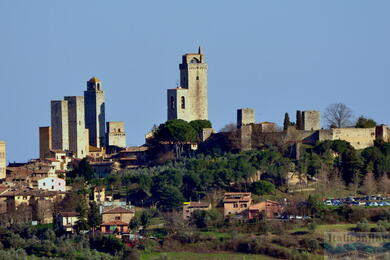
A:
<box><xmin>100</xmin><ymin>206</ymin><xmax>135</xmax><ymax>234</ymax></box>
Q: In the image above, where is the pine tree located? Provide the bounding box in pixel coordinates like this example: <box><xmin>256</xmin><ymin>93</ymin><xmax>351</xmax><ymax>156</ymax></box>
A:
<box><xmin>283</xmin><ymin>112</ymin><xmax>290</xmax><ymax>131</ymax></box>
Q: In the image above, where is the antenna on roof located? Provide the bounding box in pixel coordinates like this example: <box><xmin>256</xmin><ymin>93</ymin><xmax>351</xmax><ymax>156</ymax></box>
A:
<box><xmin>198</xmin><ymin>46</ymin><xmax>203</xmax><ymax>55</ymax></box>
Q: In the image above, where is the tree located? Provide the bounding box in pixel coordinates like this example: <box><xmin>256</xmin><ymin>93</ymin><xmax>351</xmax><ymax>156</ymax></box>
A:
<box><xmin>324</xmin><ymin>103</ymin><xmax>353</xmax><ymax>128</ymax></box>
<box><xmin>155</xmin><ymin>119</ymin><xmax>197</xmax><ymax>143</ymax></box>
<box><xmin>88</xmin><ymin>202</ymin><xmax>102</xmax><ymax>231</ymax></box>
<box><xmin>189</xmin><ymin>120</ymin><xmax>212</xmax><ymax>141</ymax></box>
<box><xmin>355</xmin><ymin>116</ymin><xmax>376</xmax><ymax>128</ymax></box>
<box><xmin>75</xmin><ymin>199</ymin><xmax>89</xmax><ymax>232</ymax></box>
<box><xmin>69</xmin><ymin>158</ymin><xmax>95</xmax><ymax>180</ymax></box>
<box><xmin>250</xmin><ymin>180</ymin><xmax>275</xmax><ymax>195</ymax></box>
<box><xmin>296</xmin><ymin>110</ymin><xmax>303</xmax><ymax>130</ymax></box>
<box><xmin>361</xmin><ymin>172</ymin><xmax>377</xmax><ymax>195</ymax></box>
<box><xmin>283</xmin><ymin>112</ymin><xmax>290</xmax><ymax>131</ymax></box>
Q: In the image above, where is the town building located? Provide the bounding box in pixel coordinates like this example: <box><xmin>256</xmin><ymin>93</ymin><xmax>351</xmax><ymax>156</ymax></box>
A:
<box><xmin>100</xmin><ymin>206</ymin><xmax>135</xmax><ymax>234</ymax></box>
<box><xmin>39</xmin><ymin>127</ymin><xmax>52</xmax><ymax>159</ymax></box>
<box><xmin>0</xmin><ymin>141</ymin><xmax>5</xmax><ymax>180</ymax></box>
<box><xmin>84</xmin><ymin>77</ymin><xmax>106</xmax><ymax>148</ymax></box>
<box><xmin>182</xmin><ymin>201</ymin><xmax>211</xmax><ymax>219</ymax></box>
<box><xmin>57</xmin><ymin>211</ymin><xmax>79</xmax><ymax>233</ymax></box>
<box><xmin>51</xmin><ymin>100</ymin><xmax>69</xmax><ymax>151</ymax></box>
<box><xmin>223</xmin><ymin>192</ymin><xmax>252</xmax><ymax>216</ymax></box>
<box><xmin>167</xmin><ymin>47</ymin><xmax>208</xmax><ymax>122</ymax></box>
<box><xmin>37</xmin><ymin>176</ymin><xmax>66</xmax><ymax>192</ymax></box>
<box><xmin>64</xmin><ymin>96</ymin><xmax>88</xmax><ymax>158</ymax></box>
<box><xmin>248</xmin><ymin>200</ymin><xmax>283</xmax><ymax>219</ymax></box>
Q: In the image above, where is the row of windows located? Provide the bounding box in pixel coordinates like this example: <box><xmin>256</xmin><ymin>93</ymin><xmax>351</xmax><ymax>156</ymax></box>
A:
<box><xmin>0</xmin><ymin>152</ymin><xmax>5</xmax><ymax>159</ymax></box>
<box><xmin>170</xmin><ymin>96</ymin><xmax>186</xmax><ymax>110</ymax></box>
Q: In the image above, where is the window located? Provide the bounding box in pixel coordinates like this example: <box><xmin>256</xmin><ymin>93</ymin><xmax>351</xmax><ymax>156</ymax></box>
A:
<box><xmin>196</xmin><ymin>76</ymin><xmax>199</xmax><ymax>80</ymax></box>
<box><xmin>170</xmin><ymin>96</ymin><xmax>175</xmax><ymax>109</ymax></box>
<box><xmin>115</xmin><ymin>216</ymin><xmax>121</xmax><ymax>220</ymax></box>
<box><xmin>181</xmin><ymin>96</ymin><xmax>185</xmax><ymax>109</ymax></box>
<box><xmin>190</xmin><ymin>58</ymin><xmax>200</xmax><ymax>64</ymax></box>
<box><xmin>233</xmin><ymin>204</ymin><xmax>238</xmax><ymax>208</ymax></box>
<box><xmin>51</xmin><ymin>186</ymin><xmax>54</xmax><ymax>190</ymax></box>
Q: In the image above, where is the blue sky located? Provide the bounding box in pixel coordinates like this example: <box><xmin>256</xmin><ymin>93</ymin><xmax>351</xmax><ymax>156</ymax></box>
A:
<box><xmin>1</xmin><ymin>1</ymin><xmax>389</xmax><ymax>162</ymax></box>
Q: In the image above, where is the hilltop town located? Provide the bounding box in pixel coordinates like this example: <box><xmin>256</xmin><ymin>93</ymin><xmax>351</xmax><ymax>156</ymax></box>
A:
<box><xmin>1</xmin><ymin>48</ymin><xmax>390</xmax><ymax>259</ymax></box>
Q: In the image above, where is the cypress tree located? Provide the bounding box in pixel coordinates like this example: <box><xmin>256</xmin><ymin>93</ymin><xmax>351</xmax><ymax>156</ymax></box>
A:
<box><xmin>283</xmin><ymin>112</ymin><xmax>290</xmax><ymax>131</ymax></box>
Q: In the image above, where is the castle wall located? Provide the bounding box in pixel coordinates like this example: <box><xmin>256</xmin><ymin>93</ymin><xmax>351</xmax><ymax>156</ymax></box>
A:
<box><xmin>330</xmin><ymin>127</ymin><xmax>376</xmax><ymax>150</ymax></box>
<box><xmin>51</xmin><ymin>100</ymin><xmax>69</xmax><ymax>151</ymax></box>
<box><xmin>0</xmin><ymin>141</ymin><xmax>5</xmax><ymax>180</ymax></box>
<box><xmin>106</xmin><ymin>121</ymin><xmax>127</xmax><ymax>148</ymax></box>
<box><xmin>39</xmin><ymin>127</ymin><xmax>52</xmax><ymax>159</ymax></box>
<box><xmin>64</xmin><ymin>96</ymin><xmax>87</xmax><ymax>158</ymax></box>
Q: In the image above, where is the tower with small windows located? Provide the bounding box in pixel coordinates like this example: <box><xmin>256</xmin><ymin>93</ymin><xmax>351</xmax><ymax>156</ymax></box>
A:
<box><xmin>84</xmin><ymin>77</ymin><xmax>106</xmax><ymax>148</ymax></box>
<box><xmin>167</xmin><ymin>47</ymin><xmax>208</xmax><ymax>121</ymax></box>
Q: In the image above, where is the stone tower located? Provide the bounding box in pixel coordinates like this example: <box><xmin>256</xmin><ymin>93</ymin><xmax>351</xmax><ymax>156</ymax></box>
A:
<box><xmin>51</xmin><ymin>100</ymin><xmax>69</xmax><ymax>151</ymax></box>
<box><xmin>302</xmin><ymin>110</ymin><xmax>320</xmax><ymax>131</ymax></box>
<box><xmin>106</xmin><ymin>121</ymin><xmax>127</xmax><ymax>148</ymax></box>
<box><xmin>167</xmin><ymin>47</ymin><xmax>208</xmax><ymax>122</ymax></box>
<box><xmin>237</xmin><ymin>108</ymin><xmax>255</xmax><ymax>151</ymax></box>
<box><xmin>0</xmin><ymin>141</ymin><xmax>5</xmax><ymax>180</ymax></box>
<box><xmin>39</xmin><ymin>126</ymin><xmax>52</xmax><ymax>159</ymax></box>
<box><xmin>84</xmin><ymin>77</ymin><xmax>106</xmax><ymax>148</ymax></box>
<box><xmin>64</xmin><ymin>96</ymin><xmax>88</xmax><ymax>158</ymax></box>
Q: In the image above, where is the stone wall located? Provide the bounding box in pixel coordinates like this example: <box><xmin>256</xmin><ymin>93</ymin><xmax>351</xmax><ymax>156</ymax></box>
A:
<box><xmin>330</xmin><ymin>127</ymin><xmax>376</xmax><ymax>150</ymax></box>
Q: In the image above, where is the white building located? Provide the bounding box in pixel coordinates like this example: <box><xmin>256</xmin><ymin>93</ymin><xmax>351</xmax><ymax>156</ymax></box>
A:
<box><xmin>37</xmin><ymin>177</ymin><xmax>66</xmax><ymax>192</ymax></box>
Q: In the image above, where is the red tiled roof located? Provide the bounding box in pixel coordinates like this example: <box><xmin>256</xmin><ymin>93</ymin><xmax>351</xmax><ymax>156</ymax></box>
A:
<box><xmin>187</xmin><ymin>202</ymin><xmax>210</xmax><ymax>208</ymax></box>
<box><xmin>101</xmin><ymin>221</ymin><xmax>128</xmax><ymax>226</ymax></box>
<box><xmin>103</xmin><ymin>206</ymin><xmax>134</xmax><ymax>214</ymax></box>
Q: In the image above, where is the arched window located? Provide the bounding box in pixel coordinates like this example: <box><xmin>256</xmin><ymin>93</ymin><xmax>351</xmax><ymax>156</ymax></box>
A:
<box><xmin>170</xmin><ymin>96</ymin><xmax>175</xmax><ymax>109</ymax></box>
<box><xmin>190</xmin><ymin>58</ymin><xmax>200</xmax><ymax>64</ymax></box>
<box><xmin>181</xmin><ymin>96</ymin><xmax>185</xmax><ymax>109</ymax></box>
<box><xmin>97</xmin><ymin>83</ymin><xmax>100</xmax><ymax>90</ymax></box>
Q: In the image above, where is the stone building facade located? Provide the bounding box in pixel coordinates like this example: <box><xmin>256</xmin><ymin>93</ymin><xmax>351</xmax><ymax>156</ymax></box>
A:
<box><xmin>64</xmin><ymin>96</ymin><xmax>88</xmax><ymax>158</ymax></box>
<box><xmin>0</xmin><ymin>141</ymin><xmax>5</xmax><ymax>180</ymax></box>
<box><xmin>84</xmin><ymin>77</ymin><xmax>106</xmax><ymax>148</ymax></box>
<box><xmin>106</xmin><ymin>121</ymin><xmax>126</xmax><ymax>148</ymax></box>
<box><xmin>167</xmin><ymin>47</ymin><xmax>208</xmax><ymax>122</ymax></box>
<box><xmin>51</xmin><ymin>100</ymin><xmax>69</xmax><ymax>151</ymax></box>
<box><xmin>39</xmin><ymin>127</ymin><xmax>52</xmax><ymax>159</ymax></box>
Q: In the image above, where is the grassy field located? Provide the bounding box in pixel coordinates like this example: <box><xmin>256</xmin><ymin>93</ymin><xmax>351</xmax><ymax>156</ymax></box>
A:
<box><xmin>291</xmin><ymin>223</ymin><xmax>377</xmax><ymax>235</ymax></box>
<box><xmin>141</xmin><ymin>252</ymin><xmax>277</xmax><ymax>260</ymax></box>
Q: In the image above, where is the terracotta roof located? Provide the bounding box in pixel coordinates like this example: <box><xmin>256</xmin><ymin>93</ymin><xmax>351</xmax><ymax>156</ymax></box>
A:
<box><xmin>103</xmin><ymin>206</ymin><xmax>134</xmax><ymax>214</ymax></box>
<box><xmin>101</xmin><ymin>221</ymin><xmax>128</xmax><ymax>226</ymax></box>
<box><xmin>121</xmin><ymin>146</ymin><xmax>149</xmax><ymax>152</ymax></box>
<box><xmin>89</xmin><ymin>145</ymin><xmax>103</xmax><ymax>152</ymax></box>
<box><xmin>88</xmin><ymin>77</ymin><xmax>101</xmax><ymax>83</ymax></box>
<box><xmin>59</xmin><ymin>211</ymin><xmax>79</xmax><ymax>217</ymax></box>
<box><xmin>45</xmin><ymin>158</ymin><xmax>60</xmax><ymax>162</ymax></box>
<box><xmin>186</xmin><ymin>202</ymin><xmax>210</xmax><ymax>208</ymax></box>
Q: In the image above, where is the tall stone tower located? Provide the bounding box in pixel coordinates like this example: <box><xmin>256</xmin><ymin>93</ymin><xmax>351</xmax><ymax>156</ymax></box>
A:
<box><xmin>51</xmin><ymin>100</ymin><xmax>69</xmax><ymax>151</ymax></box>
<box><xmin>64</xmin><ymin>96</ymin><xmax>88</xmax><ymax>158</ymax></box>
<box><xmin>167</xmin><ymin>47</ymin><xmax>208</xmax><ymax>122</ymax></box>
<box><xmin>39</xmin><ymin>126</ymin><xmax>52</xmax><ymax>159</ymax></box>
<box><xmin>84</xmin><ymin>77</ymin><xmax>106</xmax><ymax>148</ymax></box>
<box><xmin>0</xmin><ymin>141</ymin><xmax>5</xmax><ymax>180</ymax></box>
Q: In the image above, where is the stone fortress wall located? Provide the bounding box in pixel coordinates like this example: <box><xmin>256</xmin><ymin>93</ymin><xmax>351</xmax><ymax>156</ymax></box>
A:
<box><xmin>236</xmin><ymin>108</ymin><xmax>390</xmax><ymax>151</ymax></box>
